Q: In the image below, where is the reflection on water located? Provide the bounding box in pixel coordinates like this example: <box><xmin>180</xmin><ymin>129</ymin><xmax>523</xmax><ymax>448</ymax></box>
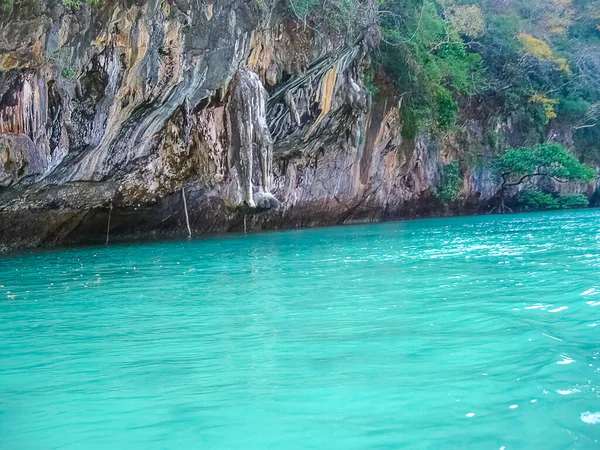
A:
<box><xmin>1</xmin><ymin>210</ymin><xmax>600</xmax><ymax>449</ymax></box>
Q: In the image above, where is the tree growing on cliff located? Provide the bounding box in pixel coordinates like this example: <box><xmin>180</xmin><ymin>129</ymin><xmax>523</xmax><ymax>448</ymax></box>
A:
<box><xmin>377</xmin><ymin>0</ymin><xmax>484</xmax><ymax>137</ymax></box>
<box><xmin>491</xmin><ymin>143</ymin><xmax>596</xmax><ymax>212</ymax></box>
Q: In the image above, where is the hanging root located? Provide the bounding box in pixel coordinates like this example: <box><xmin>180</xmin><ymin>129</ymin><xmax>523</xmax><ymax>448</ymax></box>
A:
<box><xmin>105</xmin><ymin>201</ymin><xmax>113</xmax><ymax>245</ymax></box>
<box><xmin>267</xmin><ymin>45</ymin><xmax>360</xmax><ymax>142</ymax></box>
<box><xmin>182</xmin><ymin>186</ymin><xmax>192</xmax><ymax>239</ymax></box>
<box><xmin>268</xmin><ymin>45</ymin><xmax>358</xmax><ymax>105</ymax></box>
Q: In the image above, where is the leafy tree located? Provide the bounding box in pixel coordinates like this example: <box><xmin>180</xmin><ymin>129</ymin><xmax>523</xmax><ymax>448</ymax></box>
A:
<box><xmin>518</xmin><ymin>33</ymin><xmax>571</xmax><ymax>74</ymax></box>
<box><xmin>445</xmin><ymin>4</ymin><xmax>485</xmax><ymax>38</ymax></box>
<box><xmin>557</xmin><ymin>193</ymin><xmax>590</xmax><ymax>208</ymax></box>
<box><xmin>518</xmin><ymin>189</ymin><xmax>560</xmax><ymax>209</ymax></box>
<box><xmin>493</xmin><ymin>143</ymin><xmax>596</xmax><ymax>188</ymax></box>
<box><xmin>492</xmin><ymin>143</ymin><xmax>596</xmax><ymax>211</ymax></box>
<box><xmin>518</xmin><ymin>189</ymin><xmax>589</xmax><ymax>210</ymax></box>
<box><xmin>529</xmin><ymin>94</ymin><xmax>558</xmax><ymax>123</ymax></box>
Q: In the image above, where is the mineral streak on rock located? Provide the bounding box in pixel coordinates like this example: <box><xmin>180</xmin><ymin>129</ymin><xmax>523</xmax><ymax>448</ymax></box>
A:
<box><xmin>227</xmin><ymin>67</ymin><xmax>278</xmax><ymax>211</ymax></box>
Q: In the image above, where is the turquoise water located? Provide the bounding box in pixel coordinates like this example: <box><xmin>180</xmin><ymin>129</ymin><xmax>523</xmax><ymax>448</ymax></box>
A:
<box><xmin>1</xmin><ymin>211</ymin><xmax>600</xmax><ymax>449</ymax></box>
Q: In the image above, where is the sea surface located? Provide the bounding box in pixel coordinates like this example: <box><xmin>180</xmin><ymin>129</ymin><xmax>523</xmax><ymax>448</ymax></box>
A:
<box><xmin>1</xmin><ymin>210</ymin><xmax>600</xmax><ymax>449</ymax></box>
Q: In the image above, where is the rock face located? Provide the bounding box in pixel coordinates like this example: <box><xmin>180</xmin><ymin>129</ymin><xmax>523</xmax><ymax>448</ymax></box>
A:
<box><xmin>0</xmin><ymin>0</ymin><xmax>591</xmax><ymax>249</ymax></box>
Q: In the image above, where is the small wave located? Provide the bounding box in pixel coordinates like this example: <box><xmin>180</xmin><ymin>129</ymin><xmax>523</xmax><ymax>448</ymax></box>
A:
<box><xmin>557</xmin><ymin>359</ymin><xmax>575</xmax><ymax>365</ymax></box>
<box><xmin>548</xmin><ymin>306</ymin><xmax>568</xmax><ymax>313</ymax></box>
<box><xmin>556</xmin><ymin>389</ymin><xmax>580</xmax><ymax>395</ymax></box>
<box><xmin>581</xmin><ymin>412</ymin><xmax>600</xmax><ymax>424</ymax></box>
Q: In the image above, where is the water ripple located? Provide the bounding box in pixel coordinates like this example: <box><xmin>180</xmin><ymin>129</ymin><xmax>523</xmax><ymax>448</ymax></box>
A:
<box><xmin>1</xmin><ymin>210</ymin><xmax>600</xmax><ymax>449</ymax></box>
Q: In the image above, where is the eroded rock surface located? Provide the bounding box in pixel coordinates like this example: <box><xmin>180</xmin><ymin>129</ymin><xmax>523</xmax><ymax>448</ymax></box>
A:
<box><xmin>0</xmin><ymin>0</ymin><xmax>587</xmax><ymax>249</ymax></box>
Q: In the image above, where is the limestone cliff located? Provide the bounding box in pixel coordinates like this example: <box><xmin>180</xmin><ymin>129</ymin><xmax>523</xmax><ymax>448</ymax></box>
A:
<box><xmin>0</xmin><ymin>0</ymin><xmax>591</xmax><ymax>249</ymax></box>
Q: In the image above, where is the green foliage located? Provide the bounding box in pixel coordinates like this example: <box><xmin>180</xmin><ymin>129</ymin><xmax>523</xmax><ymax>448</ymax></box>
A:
<box><xmin>557</xmin><ymin>193</ymin><xmax>590</xmax><ymax>208</ymax></box>
<box><xmin>558</xmin><ymin>96</ymin><xmax>590</xmax><ymax>118</ymax></box>
<box><xmin>61</xmin><ymin>66</ymin><xmax>76</xmax><ymax>79</ymax></box>
<box><xmin>435</xmin><ymin>86</ymin><xmax>458</xmax><ymax>129</ymax></box>
<box><xmin>63</xmin><ymin>0</ymin><xmax>99</xmax><ymax>9</ymax></box>
<box><xmin>0</xmin><ymin>0</ymin><xmax>13</xmax><ymax>14</ymax></box>
<box><xmin>518</xmin><ymin>189</ymin><xmax>560</xmax><ymax>209</ymax></box>
<box><xmin>377</xmin><ymin>0</ymin><xmax>484</xmax><ymax>137</ymax></box>
<box><xmin>529</xmin><ymin>93</ymin><xmax>558</xmax><ymax>123</ymax></box>
<box><xmin>493</xmin><ymin>143</ymin><xmax>597</xmax><ymax>185</ymax></box>
<box><xmin>288</xmin><ymin>0</ymin><xmax>319</xmax><ymax>17</ymax></box>
<box><xmin>518</xmin><ymin>189</ymin><xmax>589</xmax><ymax>210</ymax></box>
<box><xmin>446</xmin><ymin>4</ymin><xmax>485</xmax><ymax>38</ymax></box>
<box><xmin>496</xmin><ymin>143</ymin><xmax>594</xmax><ymax>210</ymax></box>
<box><xmin>436</xmin><ymin>161</ymin><xmax>462</xmax><ymax>205</ymax></box>
<box><xmin>464</xmin><ymin>1</ymin><xmax>585</xmax><ymax>144</ymax></box>
<box><xmin>518</xmin><ymin>33</ymin><xmax>570</xmax><ymax>74</ymax></box>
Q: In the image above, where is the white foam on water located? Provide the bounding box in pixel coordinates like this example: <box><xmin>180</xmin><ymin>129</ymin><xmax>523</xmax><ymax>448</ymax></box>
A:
<box><xmin>509</xmin><ymin>405</ymin><xmax>518</xmax><ymax>409</ymax></box>
<box><xmin>581</xmin><ymin>412</ymin><xmax>600</xmax><ymax>424</ymax></box>
<box><xmin>586</xmin><ymin>301</ymin><xmax>600</xmax><ymax>307</ymax></box>
<box><xmin>530</xmin><ymin>399</ymin><xmax>537</xmax><ymax>403</ymax></box>
<box><xmin>465</xmin><ymin>413</ymin><xmax>475</xmax><ymax>418</ymax></box>
<box><xmin>581</xmin><ymin>288</ymin><xmax>597</xmax><ymax>296</ymax></box>
<box><xmin>525</xmin><ymin>304</ymin><xmax>552</xmax><ymax>310</ymax></box>
<box><xmin>548</xmin><ymin>306</ymin><xmax>568</xmax><ymax>313</ymax></box>
<box><xmin>556</xmin><ymin>389</ymin><xmax>580</xmax><ymax>395</ymax></box>
<box><xmin>542</xmin><ymin>333</ymin><xmax>563</xmax><ymax>342</ymax></box>
<box><xmin>557</xmin><ymin>358</ymin><xmax>575</xmax><ymax>365</ymax></box>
